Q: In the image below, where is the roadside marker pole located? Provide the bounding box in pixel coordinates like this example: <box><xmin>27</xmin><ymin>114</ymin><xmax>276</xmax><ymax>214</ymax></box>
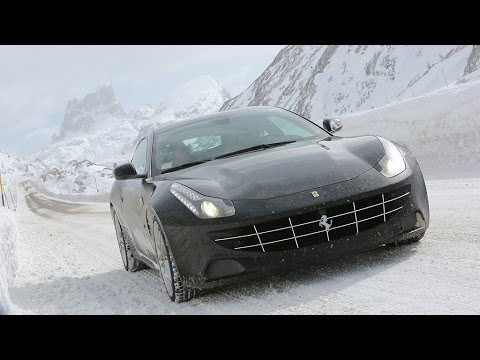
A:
<box><xmin>4</xmin><ymin>188</ymin><xmax>10</xmax><ymax>210</ymax></box>
<box><xmin>94</xmin><ymin>172</ymin><xmax>99</xmax><ymax>193</ymax></box>
<box><xmin>0</xmin><ymin>175</ymin><xmax>5</xmax><ymax>207</ymax></box>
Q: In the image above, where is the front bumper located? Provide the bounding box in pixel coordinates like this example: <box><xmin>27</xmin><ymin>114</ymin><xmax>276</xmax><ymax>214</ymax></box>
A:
<box><xmin>154</xmin><ymin>154</ymin><xmax>429</xmax><ymax>290</ymax></box>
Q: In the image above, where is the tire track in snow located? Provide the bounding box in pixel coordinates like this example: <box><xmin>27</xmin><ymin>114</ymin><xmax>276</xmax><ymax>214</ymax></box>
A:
<box><xmin>8</xmin><ymin>178</ymin><xmax>480</xmax><ymax>314</ymax></box>
<box><xmin>11</xmin><ymin>185</ymin><xmax>179</xmax><ymax>314</ymax></box>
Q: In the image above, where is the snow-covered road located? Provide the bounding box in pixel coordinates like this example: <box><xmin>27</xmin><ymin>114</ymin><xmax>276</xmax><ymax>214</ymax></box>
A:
<box><xmin>9</xmin><ymin>178</ymin><xmax>480</xmax><ymax>314</ymax></box>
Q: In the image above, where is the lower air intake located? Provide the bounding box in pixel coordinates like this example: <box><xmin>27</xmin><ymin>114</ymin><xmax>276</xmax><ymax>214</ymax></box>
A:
<box><xmin>211</xmin><ymin>185</ymin><xmax>410</xmax><ymax>253</ymax></box>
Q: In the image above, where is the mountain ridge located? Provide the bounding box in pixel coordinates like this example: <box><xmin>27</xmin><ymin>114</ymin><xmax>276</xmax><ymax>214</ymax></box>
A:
<box><xmin>221</xmin><ymin>45</ymin><xmax>480</xmax><ymax>120</ymax></box>
<box><xmin>28</xmin><ymin>74</ymin><xmax>231</xmax><ymax>195</ymax></box>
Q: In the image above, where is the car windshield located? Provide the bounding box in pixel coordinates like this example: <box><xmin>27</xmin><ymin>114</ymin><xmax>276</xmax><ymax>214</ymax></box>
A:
<box><xmin>152</xmin><ymin>108</ymin><xmax>329</xmax><ymax>176</ymax></box>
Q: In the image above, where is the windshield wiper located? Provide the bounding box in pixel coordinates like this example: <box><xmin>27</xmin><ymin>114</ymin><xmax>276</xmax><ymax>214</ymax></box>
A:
<box><xmin>161</xmin><ymin>160</ymin><xmax>210</xmax><ymax>174</ymax></box>
<box><xmin>160</xmin><ymin>141</ymin><xmax>296</xmax><ymax>173</ymax></box>
<box><xmin>214</xmin><ymin>141</ymin><xmax>296</xmax><ymax>160</ymax></box>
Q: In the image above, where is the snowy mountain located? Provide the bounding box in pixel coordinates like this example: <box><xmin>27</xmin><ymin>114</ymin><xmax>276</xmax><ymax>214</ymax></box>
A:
<box><xmin>52</xmin><ymin>82</ymin><xmax>126</xmax><ymax>142</ymax></box>
<box><xmin>132</xmin><ymin>75</ymin><xmax>231</xmax><ymax>145</ymax></box>
<box><xmin>133</xmin><ymin>104</ymin><xmax>166</xmax><ymax>121</ymax></box>
<box><xmin>30</xmin><ymin>75</ymin><xmax>231</xmax><ymax>195</ymax></box>
<box><xmin>221</xmin><ymin>45</ymin><xmax>480</xmax><ymax>120</ymax></box>
<box><xmin>0</xmin><ymin>151</ymin><xmax>23</xmax><ymax>176</ymax></box>
<box><xmin>0</xmin><ymin>150</ymin><xmax>43</xmax><ymax>180</ymax></box>
<box><xmin>0</xmin><ymin>151</ymin><xmax>35</xmax><ymax>211</ymax></box>
<box><xmin>165</xmin><ymin>75</ymin><xmax>231</xmax><ymax>118</ymax></box>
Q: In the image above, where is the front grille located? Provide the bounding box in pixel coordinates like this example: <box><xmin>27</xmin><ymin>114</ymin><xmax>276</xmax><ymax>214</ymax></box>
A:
<box><xmin>211</xmin><ymin>185</ymin><xmax>411</xmax><ymax>253</ymax></box>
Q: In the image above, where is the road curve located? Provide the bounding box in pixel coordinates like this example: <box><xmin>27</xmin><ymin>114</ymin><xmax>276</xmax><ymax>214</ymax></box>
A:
<box><xmin>9</xmin><ymin>179</ymin><xmax>480</xmax><ymax>314</ymax></box>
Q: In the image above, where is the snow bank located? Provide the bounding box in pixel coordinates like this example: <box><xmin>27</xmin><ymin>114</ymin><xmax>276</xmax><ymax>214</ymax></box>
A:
<box><xmin>0</xmin><ymin>207</ymin><xmax>18</xmax><ymax>314</ymax></box>
<box><xmin>340</xmin><ymin>77</ymin><xmax>480</xmax><ymax>179</ymax></box>
<box><xmin>29</xmin><ymin>181</ymin><xmax>110</xmax><ymax>203</ymax></box>
<box><xmin>34</xmin><ymin>159</ymin><xmax>115</xmax><ymax>197</ymax></box>
<box><xmin>1</xmin><ymin>175</ymin><xmax>18</xmax><ymax>211</ymax></box>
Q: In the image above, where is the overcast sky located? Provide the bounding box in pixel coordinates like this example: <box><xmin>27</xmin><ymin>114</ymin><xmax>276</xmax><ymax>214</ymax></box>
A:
<box><xmin>0</xmin><ymin>45</ymin><xmax>285</xmax><ymax>156</ymax></box>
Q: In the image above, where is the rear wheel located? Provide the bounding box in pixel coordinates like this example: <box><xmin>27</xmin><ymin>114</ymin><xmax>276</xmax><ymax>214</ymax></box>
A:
<box><xmin>113</xmin><ymin>211</ymin><xmax>143</xmax><ymax>272</ymax></box>
<box><xmin>154</xmin><ymin>221</ymin><xmax>199</xmax><ymax>303</ymax></box>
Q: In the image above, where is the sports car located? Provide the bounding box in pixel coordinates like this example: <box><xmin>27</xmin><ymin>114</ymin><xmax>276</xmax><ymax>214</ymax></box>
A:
<box><xmin>110</xmin><ymin>106</ymin><xmax>429</xmax><ymax>302</ymax></box>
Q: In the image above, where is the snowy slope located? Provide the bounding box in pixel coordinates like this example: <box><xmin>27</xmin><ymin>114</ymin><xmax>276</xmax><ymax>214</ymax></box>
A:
<box><xmin>30</xmin><ymin>75</ymin><xmax>231</xmax><ymax>195</ymax></box>
<box><xmin>0</xmin><ymin>151</ymin><xmax>26</xmax><ymax>176</ymax></box>
<box><xmin>0</xmin><ymin>207</ymin><xmax>18</xmax><ymax>314</ymax></box>
<box><xmin>9</xmin><ymin>178</ymin><xmax>480</xmax><ymax>314</ymax></box>
<box><xmin>35</xmin><ymin>160</ymin><xmax>114</xmax><ymax>196</ymax></box>
<box><xmin>222</xmin><ymin>45</ymin><xmax>480</xmax><ymax>120</ymax></box>
<box><xmin>339</xmin><ymin>76</ymin><xmax>480</xmax><ymax>177</ymax></box>
<box><xmin>0</xmin><ymin>151</ymin><xmax>37</xmax><ymax>210</ymax></box>
<box><xmin>133</xmin><ymin>104</ymin><xmax>166</xmax><ymax>120</ymax></box>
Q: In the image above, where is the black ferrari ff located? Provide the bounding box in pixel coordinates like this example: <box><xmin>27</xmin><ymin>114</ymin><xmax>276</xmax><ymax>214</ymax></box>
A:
<box><xmin>110</xmin><ymin>106</ymin><xmax>429</xmax><ymax>302</ymax></box>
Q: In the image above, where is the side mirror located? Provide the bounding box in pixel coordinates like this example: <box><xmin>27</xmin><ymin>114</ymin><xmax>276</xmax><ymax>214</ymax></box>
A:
<box><xmin>114</xmin><ymin>163</ymin><xmax>144</xmax><ymax>180</ymax></box>
<box><xmin>323</xmin><ymin>118</ymin><xmax>343</xmax><ymax>133</ymax></box>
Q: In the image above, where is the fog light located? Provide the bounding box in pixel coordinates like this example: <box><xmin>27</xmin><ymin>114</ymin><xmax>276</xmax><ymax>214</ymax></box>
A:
<box><xmin>415</xmin><ymin>211</ymin><xmax>426</xmax><ymax>228</ymax></box>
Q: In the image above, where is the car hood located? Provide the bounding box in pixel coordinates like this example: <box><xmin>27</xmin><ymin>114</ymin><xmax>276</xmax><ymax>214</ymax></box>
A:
<box><xmin>156</xmin><ymin>136</ymin><xmax>385</xmax><ymax>200</ymax></box>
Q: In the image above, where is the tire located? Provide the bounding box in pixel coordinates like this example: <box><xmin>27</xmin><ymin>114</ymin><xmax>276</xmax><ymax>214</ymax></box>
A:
<box><xmin>385</xmin><ymin>231</ymin><xmax>425</xmax><ymax>247</ymax></box>
<box><xmin>113</xmin><ymin>210</ymin><xmax>144</xmax><ymax>272</ymax></box>
<box><xmin>405</xmin><ymin>231</ymin><xmax>425</xmax><ymax>244</ymax></box>
<box><xmin>154</xmin><ymin>221</ymin><xmax>199</xmax><ymax>303</ymax></box>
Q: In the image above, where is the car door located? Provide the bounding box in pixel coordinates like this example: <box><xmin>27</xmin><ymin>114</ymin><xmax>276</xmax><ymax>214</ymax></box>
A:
<box><xmin>121</xmin><ymin>137</ymin><xmax>156</xmax><ymax>261</ymax></box>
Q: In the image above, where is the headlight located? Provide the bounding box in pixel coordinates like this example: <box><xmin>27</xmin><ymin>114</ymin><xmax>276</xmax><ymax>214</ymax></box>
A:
<box><xmin>169</xmin><ymin>183</ymin><xmax>235</xmax><ymax>219</ymax></box>
<box><xmin>375</xmin><ymin>137</ymin><xmax>406</xmax><ymax>177</ymax></box>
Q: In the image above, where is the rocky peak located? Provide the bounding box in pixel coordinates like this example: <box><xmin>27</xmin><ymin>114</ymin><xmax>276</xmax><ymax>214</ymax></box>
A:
<box><xmin>53</xmin><ymin>82</ymin><xmax>126</xmax><ymax>142</ymax></box>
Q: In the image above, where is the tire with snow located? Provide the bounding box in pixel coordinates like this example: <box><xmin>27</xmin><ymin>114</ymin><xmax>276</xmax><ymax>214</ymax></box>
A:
<box><xmin>154</xmin><ymin>221</ymin><xmax>199</xmax><ymax>303</ymax></box>
<box><xmin>405</xmin><ymin>231</ymin><xmax>425</xmax><ymax>244</ymax></box>
<box><xmin>386</xmin><ymin>231</ymin><xmax>425</xmax><ymax>247</ymax></box>
<box><xmin>113</xmin><ymin>210</ymin><xmax>144</xmax><ymax>272</ymax></box>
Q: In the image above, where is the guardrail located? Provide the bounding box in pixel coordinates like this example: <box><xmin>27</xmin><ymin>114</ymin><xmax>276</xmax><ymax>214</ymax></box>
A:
<box><xmin>0</xmin><ymin>174</ymin><xmax>18</xmax><ymax>211</ymax></box>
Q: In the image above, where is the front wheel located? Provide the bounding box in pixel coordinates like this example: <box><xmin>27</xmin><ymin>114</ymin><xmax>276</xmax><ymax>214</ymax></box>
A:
<box><xmin>385</xmin><ymin>231</ymin><xmax>425</xmax><ymax>247</ymax></box>
<box><xmin>113</xmin><ymin>210</ymin><xmax>144</xmax><ymax>272</ymax></box>
<box><xmin>405</xmin><ymin>231</ymin><xmax>425</xmax><ymax>244</ymax></box>
<box><xmin>154</xmin><ymin>221</ymin><xmax>199</xmax><ymax>303</ymax></box>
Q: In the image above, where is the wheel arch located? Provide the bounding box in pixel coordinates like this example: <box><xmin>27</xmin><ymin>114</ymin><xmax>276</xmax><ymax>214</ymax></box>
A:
<box><xmin>110</xmin><ymin>202</ymin><xmax>127</xmax><ymax>230</ymax></box>
<box><xmin>149</xmin><ymin>209</ymin><xmax>169</xmax><ymax>261</ymax></box>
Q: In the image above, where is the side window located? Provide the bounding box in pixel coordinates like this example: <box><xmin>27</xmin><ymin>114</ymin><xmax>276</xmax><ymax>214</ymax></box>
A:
<box><xmin>131</xmin><ymin>138</ymin><xmax>148</xmax><ymax>175</ymax></box>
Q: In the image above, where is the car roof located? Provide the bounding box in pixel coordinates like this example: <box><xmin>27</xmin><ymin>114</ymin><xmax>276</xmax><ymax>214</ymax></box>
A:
<box><xmin>152</xmin><ymin>106</ymin><xmax>282</xmax><ymax>136</ymax></box>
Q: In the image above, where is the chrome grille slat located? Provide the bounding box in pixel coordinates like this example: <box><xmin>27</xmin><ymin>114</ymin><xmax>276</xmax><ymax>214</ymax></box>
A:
<box><xmin>289</xmin><ymin>218</ymin><xmax>299</xmax><ymax>249</ymax></box>
<box><xmin>385</xmin><ymin>192</ymin><xmax>410</xmax><ymax>203</ymax></box>
<box><xmin>253</xmin><ymin>224</ymin><xmax>265</xmax><ymax>252</ymax></box>
<box><xmin>382</xmin><ymin>194</ymin><xmax>387</xmax><ymax>222</ymax></box>
<box><xmin>213</xmin><ymin>187</ymin><xmax>410</xmax><ymax>252</ymax></box>
<box><xmin>233</xmin><ymin>206</ymin><xmax>404</xmax><ymax>250</ymax></box>
<box><xmin>215</xmin><ymin>232</ymin><xmax>258</xmax><ymax>242</ymax></box>
<box><xmin>235</xmin><ymin>235</ymin><xmax>297</xmax><ymax>250</ymax></box>
<box><xmin>353</xmin><ymin>201</ymin><xmax>359</xmax><ymax>234</ymax></box>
